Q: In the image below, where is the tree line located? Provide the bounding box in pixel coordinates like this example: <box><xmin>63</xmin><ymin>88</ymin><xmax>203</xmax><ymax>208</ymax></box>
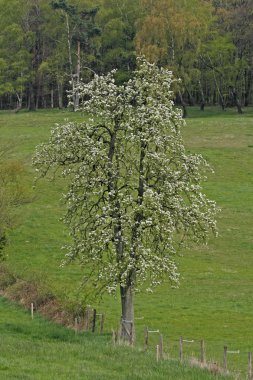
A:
<box><xmin>0</xmin><ymin>0</ymin><xmax>252</xmax><ymax>113</ymax></box>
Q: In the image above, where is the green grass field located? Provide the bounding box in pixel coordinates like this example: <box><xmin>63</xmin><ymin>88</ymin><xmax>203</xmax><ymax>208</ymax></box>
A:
<box><xmin>0</xmin><ymin>296</ymin><xmax>232</xmax><ymax>379</ymax></box>
<box><xmin>1</xmin><ymin>106</ymin><xmax>253</xmax><ymax>378</ymax></box>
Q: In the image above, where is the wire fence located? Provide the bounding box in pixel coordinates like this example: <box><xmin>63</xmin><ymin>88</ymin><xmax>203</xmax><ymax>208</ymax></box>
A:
<box><xmin>29</xmin><ymin>302</ymin><xmax>253</xmax><ymax>379</ymax></box>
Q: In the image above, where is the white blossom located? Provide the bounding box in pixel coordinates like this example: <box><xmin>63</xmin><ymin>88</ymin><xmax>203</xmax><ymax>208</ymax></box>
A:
<box><xmin>33</xmin><ymin>57</ymin><xmax>217</xmax><ymax>297</ymax></box>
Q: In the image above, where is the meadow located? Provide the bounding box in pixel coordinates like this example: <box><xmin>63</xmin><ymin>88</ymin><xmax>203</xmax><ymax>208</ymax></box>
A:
<box><xmin>0</xmin><ymin>296</ymin><xmax>232</xmax><ymax>380</ymax></box>
<box><xmin>0</xmin><ymin>106</ymin><xmax>253</xmax><ymax>377</ymax></box>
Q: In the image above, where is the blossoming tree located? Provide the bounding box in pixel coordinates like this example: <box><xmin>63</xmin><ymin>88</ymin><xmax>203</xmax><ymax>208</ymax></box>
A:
<box><xmin>33</xmin><ymin>58</ymin><xmax>217</xmax><ymax>342</ymax></box>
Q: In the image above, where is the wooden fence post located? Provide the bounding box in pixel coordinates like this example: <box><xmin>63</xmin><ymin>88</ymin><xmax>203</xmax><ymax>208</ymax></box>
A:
<box><xmin>248</xmin><ymin>352</ymin><xmax>252</xmax><ymax>380</ymax></box>
<box><xmin>144</xmin><ymin>327</ymin><xmax>148</xmax><ymax>351</ymax></box>
<box><xmin>223</xmin><ymin>346</ymin><xmax>228</xmax><ymax>372</ymax></box>
<box><xmin>85</xmin><ymin>308</ymin><xmax>89</xmax><ymax>331</ymax></box>
<box><xmin>200</xmin><ymin>339</ymin><xmax>205</xmax><ymax>364</ymax></box>
<box><xmin>92</xmin><ymin>309</ymin><xmax>96</xmax><ymax>332</ymax></box>
<box><xmin>112</xmin><ymin>329</ymin><xmax>116</xmax><ymax>345</ymax></box>
<box><xmin>31</xmin><ymin>303</ymin><xmax>34</xmax><ymax>320</ymax></box>
<box><xmin>159</xmin><ymin>334</ymin><xmax>163</xmax><ymax>360</ymax></box>
<box><xmin>74</xmin><ymin>317</ymin><xmax>78</xmax><ymax>335</ymax></box>
<box><xmin>156</xmin><ymin>345</ymin><xmax>159</xmax><ymax>362</ymax></box>
<box><xmin>179</xmin><ymin>336</ymin><xmax>183</xmax><ymax>361</ymax></box>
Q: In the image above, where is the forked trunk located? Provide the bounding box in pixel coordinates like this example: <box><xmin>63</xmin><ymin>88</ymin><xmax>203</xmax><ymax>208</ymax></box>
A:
<box><xmin>120</xmin><ymin>284</ymin><xmax>135</xmax><ymax>344</ymax></box>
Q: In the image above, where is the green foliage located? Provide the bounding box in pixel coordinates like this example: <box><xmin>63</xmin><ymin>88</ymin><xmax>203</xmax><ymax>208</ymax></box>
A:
<box><xmin>0</xmin><ymin>16</ymin><xmax>31</xmax><ymax>98</ymax></box>
<box><xmin>0</xmin><ymin>0</ymin><xmax>252</xmax><ymax>109</ymax></box>
<box><xmin>95</xmin><ymin>0</ymin><xmax>137</xmax><ymax>76</ymax></box>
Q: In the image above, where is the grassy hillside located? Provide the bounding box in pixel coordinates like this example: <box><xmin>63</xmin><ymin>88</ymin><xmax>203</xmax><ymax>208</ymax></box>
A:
<box><xmin>1</xmin><ymin>107</ymin><xmax>253</xmax><ymax>377</ymax></box>
<box><xmin>0</xmin><ymin>297</ymin><xmax>231</xmax><ymax>379</ymax></box>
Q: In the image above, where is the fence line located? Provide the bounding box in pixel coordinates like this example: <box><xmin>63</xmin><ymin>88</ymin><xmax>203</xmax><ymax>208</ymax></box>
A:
<box><xmin>29</xmin><ymin>300</ymin><xmax>251</xmax><ymax>378</ymax></box>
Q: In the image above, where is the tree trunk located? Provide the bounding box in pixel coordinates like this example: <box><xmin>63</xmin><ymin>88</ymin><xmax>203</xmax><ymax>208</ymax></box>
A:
<box><xmin>35</xmin><ymin>78</ymin><xmax>41</xmax><ymax>110</ymax></box>
<box><xmin>65</xmin><ymin>13</ymin><xmax>75</xmax><ymax>111</ymax></box>
<box><xmin>13</xmin><ymin>93</ymin><xmax>22</xmax><ymax>113</ymax></box>
<box><xmin>229</xmin><ymin>86</ymin><xmax>243</xmax><ymax>114</ymax></box>
<box><xmin>107</xmin><ymin>125</ymin><xmax>136</xmax><ymax>344</ymax></box>
<box><xmin>244</xmin><ymin>70</ymin><xmax>252</xmax><ymax>107</ymax></box>
<box><xmin>28</xmin><ymin>82</ymin><xmax>36</xmax><ymax>111</ymax></box>
<box><xmin>42</xmin><ymin>95</ymin><xmax>47</xmax><ymax>108</ymax></box>
<box><xmin>119</xmin><ymin>135</ymin><xmax>146</xmax><ymax>344</ymax></box>
<box><xmin>57</xmin><ymin>81</ymin><xmax>63</xmax><ymax>109</ymax></box>
<box><xmin>178</xmin><ymin>91</ymin><xmax>187</xmax><ymax>118</ymax></box>
<box><xmin>185</xmin><ymin>86</ymin><xmax>195</xmax><ymax>106</ymax></box>
<box><xmin>120</xmin><ymin>283</ymin><xmax>135</xmax><ymax>343</ymax></box>
<box><xmin>209</xmin><ymin>66</ymin><xmax>226</xmax><ymax>110</ymax></box>
<box><xmin>233</xmin><ymin>87</ymin><xmax>243</xmax><ymax>114</ymax></box>
<box><xmin>198</xmin><ymin>80</ymin><xmax>205</xmax><ymax>111</ymax></box>
<box><xmin>220</xmin><ymin>99</ymin><xmax>226</xmax><ymax>111</ymax></box>
<box><xmin>51</xmin><ymin>88</ymin><xmax>54</xmax><ymax>109</ymax></box>
<box><xmin>218</xmin><ymin>79</ymin><xmax>226</xmax><ymax>111</ymax></box>
<box><xmin>9</xmin><ymin>94</ymin><xmax>13</xmax><ymax>109</ymax></box>
<box><xmin>73</xmin><ymin>40</ymin><xmax>81</xmax><ymax>111</ymax></box>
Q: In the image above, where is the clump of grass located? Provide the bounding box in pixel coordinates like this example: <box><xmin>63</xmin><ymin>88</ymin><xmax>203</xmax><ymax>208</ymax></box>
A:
<box><xmin>190</xmin><ymin>357</ymin><xmax>224</xmax><ymax>377</ymax></box>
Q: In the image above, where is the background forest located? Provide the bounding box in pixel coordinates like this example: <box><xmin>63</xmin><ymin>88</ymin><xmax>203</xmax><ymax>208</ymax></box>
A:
<box><xmin>0</xmin><ymin>0</ymin><xmax>252</xmax><ymax>114</ymax></box>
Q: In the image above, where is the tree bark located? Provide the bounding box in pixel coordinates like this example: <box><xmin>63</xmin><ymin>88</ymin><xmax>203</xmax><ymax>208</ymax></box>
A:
<box><xmin>230</xmin><ymin>87</ymin><xmax>243</xmax><ymax>114</ymax></box>
<box><xmin>233</xmin><ymin>92</ymin><xmax>243</xmax><ymax>114</ymax></box>
<box><xmin>212</xmin><ymin>74</ymin><xmax>225</xmax><ymax>110</ymax></box>
<box><xmin>178</xmin><ymin>91</ymin><xmax>187</xmax><ymax>118</ymax></box>
<box><xmin>185</xmin><ymin>86</ymin><xmax>195</xmax><ymax>106</ymax></box>
<box><xmin>106</xmin><ymin>122</ymin><xmax>136</xmax><ymax>344</ymax></box>
<box><xmin>51</xmin><ymin>88</ymin><xmax>54</xmax><ymax>109</ymax></box>
<box><xmin>65</xmin><ymin>13</ymin><xmax>75</xmax><ymax>111</ymax></box>
<box><xmin>35</xmin><ymin>78</ymin><xmax>41</xmax><ymax>110</ymax></box>
<box><xmin>202</xmin><ymin>55</ymin><xmax>226</xmax><ymax>110</ymax></box>
<box><xmin>244</xmin><ymin>70</ymin><xmax>252</xmax><ymax>106</ymax></box>
<box><xmin>119</xmin><ymin>137</ymin><xmax>146</xmax><ymax>344</ymax></box>
<box><xmin>57</xmin><ymin>81</ymin><xmax>63</xmax><ymax>109</ymax></box>
<box><xmin>73</xmin><ymin>40</ymin><xmax>81</xmax><ymax>111</ymax></box>
<box><xmin>198</xmin><ymin>80</ymin><xmax>205</xmax><ymax>111</ymax></box>
<box><xmin>28</xmin><ymin>83</ymin><xmax>36</xmax><ymax>111</ymax></box>
<box><xmin>120</xmin><ymin>283</ymin><xmax>135</xmax><ymax>343</ymax></box>
<box><xmin>13</xmin><ymin>93</ymin><xmax>22</xmax><ymax>113</ymax></box>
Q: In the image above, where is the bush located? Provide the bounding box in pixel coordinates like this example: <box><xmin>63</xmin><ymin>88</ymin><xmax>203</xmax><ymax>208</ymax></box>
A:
<box><xmin>5</xmin><ymin>279</ymin><xmax>54</xmax><ymax>309</ymax></box>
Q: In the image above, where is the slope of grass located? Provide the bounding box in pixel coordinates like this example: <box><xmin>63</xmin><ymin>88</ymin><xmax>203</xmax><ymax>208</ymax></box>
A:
<box><xmin>0</xmin><ymin>297</ymin><xmax>231</xmax><ymax>380</ymax></box>
<box><xmin>1</xmin><ymin>107</ymin><xmax>253</xmax><ymax>376</ymax></box>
